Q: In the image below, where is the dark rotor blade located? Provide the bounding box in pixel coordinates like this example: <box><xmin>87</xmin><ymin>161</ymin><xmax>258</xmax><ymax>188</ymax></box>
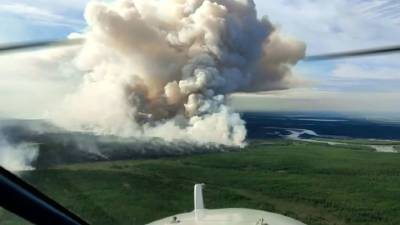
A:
<box><xmin>0</xmin><ymin>38</ymin><xmax>84</xmax><ymax>53</ymax></box>
<box><xmin>304</xmin><ymin>45</ymin><xmax>400</xmax><ymax>61</ymax></box>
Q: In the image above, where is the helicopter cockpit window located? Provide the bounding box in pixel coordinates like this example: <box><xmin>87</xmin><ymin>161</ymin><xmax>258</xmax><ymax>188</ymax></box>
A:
<box><xmin>1</xmin><ymin>1</ymin><xmax>399</xmax><ymax>225</ymax></box>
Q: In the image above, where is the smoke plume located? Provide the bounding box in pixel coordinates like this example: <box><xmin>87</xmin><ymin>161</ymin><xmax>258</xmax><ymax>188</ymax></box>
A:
<box><xmin>0</xmin><ymin>137</ymin><xmax>38</xmax><ymax>171</ymax></box>
<box><xmin>51</xmin><ymin>0</ymin><xmax>305</xmax><ymax>146</ymax></box>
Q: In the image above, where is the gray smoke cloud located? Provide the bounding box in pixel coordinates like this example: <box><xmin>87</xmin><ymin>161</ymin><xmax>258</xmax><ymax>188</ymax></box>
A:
<box><xmin>0</xmin><ymin>137</ymin><xmax>38</xmax><ymax>171</ymax></box>
<box><xmin>50</xmin><ymin>0</ymin><xmax>305</xmax><ymax>146</ymax></box>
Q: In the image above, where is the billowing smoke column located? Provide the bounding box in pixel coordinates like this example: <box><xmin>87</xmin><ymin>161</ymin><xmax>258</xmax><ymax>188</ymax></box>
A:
<box><xmin>52</xmin><ymin>0</ymin><xmax>305</xmax><ymax>146</ymax></box>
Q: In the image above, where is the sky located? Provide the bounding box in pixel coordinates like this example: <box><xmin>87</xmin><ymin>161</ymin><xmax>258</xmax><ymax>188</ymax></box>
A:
<box><xmin>0</xmin><ymin>0</ymin><xmax>399</xmax><ymax>118</ymax></box>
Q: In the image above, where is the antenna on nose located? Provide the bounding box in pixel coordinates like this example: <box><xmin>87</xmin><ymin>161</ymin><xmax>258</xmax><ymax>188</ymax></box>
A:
<box><xmin>194</xmin><ymin>184</ymin><xmax>205</xmax><ymax>210</ymax></box>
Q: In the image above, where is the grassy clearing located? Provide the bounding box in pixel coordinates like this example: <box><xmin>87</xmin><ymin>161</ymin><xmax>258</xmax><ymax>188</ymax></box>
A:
<box><xmin>1</xmin><ymin>140</ymin><xmax>400</xmax><ymax>225</ymax></box>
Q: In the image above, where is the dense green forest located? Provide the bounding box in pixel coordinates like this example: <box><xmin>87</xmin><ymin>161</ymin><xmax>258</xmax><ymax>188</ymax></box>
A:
<box><xmin>1</xmin><ymin>140</ymin><xmax>399</xmax><ymax>225</ymax></box>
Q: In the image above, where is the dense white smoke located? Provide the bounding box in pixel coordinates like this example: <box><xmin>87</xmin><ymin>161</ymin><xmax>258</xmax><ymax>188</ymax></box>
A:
<box><xmin>51</xmin><ymin>0</ymin><xmax>305</xmax><ymax>146</ymax></box>
<box><xmin>0</xmin><ymin>137</ymin><xmax>38</xmax><ymax>171</ymax></box>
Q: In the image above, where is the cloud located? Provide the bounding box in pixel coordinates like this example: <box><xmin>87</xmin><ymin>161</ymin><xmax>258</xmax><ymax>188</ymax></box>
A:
<box><xmin>28</xmin><ymin>0</ymin><xmax>89</xmax><ymax>11</ymax></box>
<box><xmin>358</xmin><ymin>0</ymin><xmax>400</xmax><ymax>23</ymax></box>
<box><xmin>331</xmin><ymin>64</ymin><xmax>400</xmax><ymax>81</ymax></box>
<box><xmin>255</xmin><ymin>0</ymin><xmax>400</xmax><ymax>53</ymax></box>
<box><xmin>0</xmin><ymin>2</ymin><xmax>85</xmax><ymax>28</ymax></box>
<box><xmin>230</xmin><ymin>88</ymin><xmax>400</xmax><ymax>113</ymax></box>
<box><xmin>254</xmin><ymin>0</ymin><xmax>400</xmax><ymax>100</ymax></box>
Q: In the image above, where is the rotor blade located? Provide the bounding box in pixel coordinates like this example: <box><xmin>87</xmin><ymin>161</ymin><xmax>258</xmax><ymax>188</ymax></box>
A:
<box><xmin>0</xmin><ymin>38</ymin><xmax>84</xmax><ymax>53</ymax></box>
<box><xmin>304</xmin><ymin>45</ymin><xmax>400</xmax><ymax>61</ymax></box>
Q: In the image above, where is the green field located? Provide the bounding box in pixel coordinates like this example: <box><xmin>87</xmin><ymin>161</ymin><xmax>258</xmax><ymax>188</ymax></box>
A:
<box><xmin>1</xmin><ymin>140</ymin><xmax>400</xmax><ymax>225</ymax></box>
